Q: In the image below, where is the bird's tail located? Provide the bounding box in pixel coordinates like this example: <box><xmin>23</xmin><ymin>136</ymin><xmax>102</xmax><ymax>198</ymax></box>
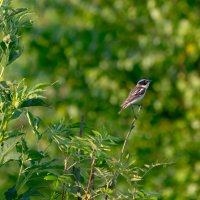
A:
<box><xmin>118</xmin><ymin>109</ymin><xmax>123</xmax><ymax>114</ymax></box>
<box><xmin>118</xmin><ymin>104</ymin><xmax>127</xmax><ymax>114</ymax></box>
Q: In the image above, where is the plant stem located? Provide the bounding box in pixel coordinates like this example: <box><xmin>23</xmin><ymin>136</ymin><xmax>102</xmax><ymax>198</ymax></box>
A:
<box><xmin>16</xmin><ymin>157</ymin><xmax>24</xmax><ymax>189</ymax></box>
<box><xmin>85</xmin><ymin>155</ymin><xmax>95</xmax><ymax>200</ymax></box>
<box><xmin>120</xmin><ymin>105</ymin><xmax>142</xmax><ymax>158</ymax></box>
<box><xmin>0</xmin><ymin>64</ymin><xmax>4</xmax><ymax>78</ymax></box>
<box><xmin>105</xmin><ymin>105</ymin><xmax>142</xmax><ymax>199</ymax></box>
<box><xmin>0</xmin><ymin>115</ymin><xmax>8</xmax><ymax>142</ymax></box>
<box><xmin>78</xmin><ymin>113</ymin><xmax>84</xmax><ymax>200</ymax></box>
<box><xmin>91</xmin><ymin>165</ymin><xmax>95</xmax><ymax>200</ymax></box>
<box><xmin>133</xmin><ymin>181</ymin><xmax>137</xmax><ymax>199</ymax></box>
<box><xmin>61</xmin><ymin>156</ymin><xmax>68</xmax><ymax>200</ymax></box>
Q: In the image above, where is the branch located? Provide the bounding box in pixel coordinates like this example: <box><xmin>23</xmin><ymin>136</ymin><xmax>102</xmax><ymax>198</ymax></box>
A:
<box><xmin>120</xmin><ymin>105</ymin><xmax>142</xmax><ymax>158</ymax></box>
<box><xmin>85</xmin><ymin>155</ymin><xmax>95</xmax><ymax>200</ymax></box>
<box><xmin>61</xmin><ymin>156</ymin><xmax>69</xmax><ymax>200</ymax></box>
<box><xmin>105</xmin><ymin>105</ymin><xmax>142</xmax><ymax>199</ymax></box>
<box><xmin>77</xmin><ymin>113</ymin><xmax>84</xmax><ymax>200</ymax></box>
<box><xmin>91</xmin><ymin>165</ymin><xmax>95</xmax><ymax>200</ymax></box>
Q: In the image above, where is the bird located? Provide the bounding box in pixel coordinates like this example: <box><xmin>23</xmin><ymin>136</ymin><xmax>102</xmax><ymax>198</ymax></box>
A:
<box><xmin>119</xmin><ymin>79</ymin><xmax>151</xmax><ymax>114</ymax></box>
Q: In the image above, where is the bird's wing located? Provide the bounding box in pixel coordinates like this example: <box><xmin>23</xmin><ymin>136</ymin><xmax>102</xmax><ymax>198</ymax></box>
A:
<box><xmin>121</xmin><ymin>87</ymin><xmax>146</xmax><ymax>109</ymax></box>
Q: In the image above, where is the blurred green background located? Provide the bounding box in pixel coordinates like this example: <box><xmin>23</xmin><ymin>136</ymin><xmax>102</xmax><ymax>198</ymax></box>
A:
<box><xmin>5</xmin><ymin>0</ymin><xmax>200</xmax><ymax>199</ymax></box>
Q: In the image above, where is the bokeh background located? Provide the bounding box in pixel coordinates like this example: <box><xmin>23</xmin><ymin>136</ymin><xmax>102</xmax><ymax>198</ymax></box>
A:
<box><xmin>5</xmin><ymin>0</ymin><xmax>200</xmax><ymax>199</ymax></box>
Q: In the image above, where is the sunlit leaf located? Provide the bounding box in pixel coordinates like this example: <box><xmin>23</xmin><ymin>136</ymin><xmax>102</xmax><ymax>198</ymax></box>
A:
<box><xmin>131</xmin><ymin>175</ymin><xmax>142</xmax><ymax>182</ymax></box>
<box><xmin>26</xmin><ymin>111</ymin><xmax>41</xmax><ymax>137</ymax></box>
<box><xmin>44</xmin><ymin>175</ymin><xmax>58</xmax><ymax>181</ymax></box>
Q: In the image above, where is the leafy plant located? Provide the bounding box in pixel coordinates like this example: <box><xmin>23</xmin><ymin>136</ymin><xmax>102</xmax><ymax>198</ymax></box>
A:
<box><xmin>0</xmin><ymin>1</ymin><xmax>167</xmax><ymax>200</ymax></box>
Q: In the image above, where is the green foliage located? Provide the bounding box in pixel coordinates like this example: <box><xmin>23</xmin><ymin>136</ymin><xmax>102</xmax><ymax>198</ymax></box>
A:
<box><xmin>0</xmin><ymin>2</ymin><xmax>166</xmax><ymax>200</ymax></box>
<box><xmin>1</xmin><ymin>0</ymin><xmax>200</xmax><ymax>199</ymax></box>
<box><xmin>0</xmin><ymin>0</ymin><xmax>32</xmax><ymax>69</ymax></box>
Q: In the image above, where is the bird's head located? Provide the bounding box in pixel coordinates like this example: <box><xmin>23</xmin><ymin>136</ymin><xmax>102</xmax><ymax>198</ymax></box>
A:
<box><xmin>137</xmin><ymin>79</ymin><xmax>152</xmax><ymax>88</ymax></box>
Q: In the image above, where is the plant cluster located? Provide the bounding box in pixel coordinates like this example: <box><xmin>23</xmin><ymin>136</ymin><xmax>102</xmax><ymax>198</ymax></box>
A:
<box><xmin>0</xmin><ymin>1</ymin><xmax>165</xmax><ymax>199</ymax></box>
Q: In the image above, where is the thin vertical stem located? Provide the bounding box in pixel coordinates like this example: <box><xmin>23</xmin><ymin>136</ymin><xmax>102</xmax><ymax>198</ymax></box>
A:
<box><xmin>133</xmin><ymin>181</ymin><xmax>137</xmax><ymax>199</ymax></box>
<box><xmin>105</xmin><ymin>105</ymin><xmax>142</xmax><ymax>199</ymax></box>
<box><xmin>61</xmin><ymin>157</ymin><xmax>68</xmax><ymax>200</ymax></box>
<box><xmin>91</xmin><ymin>164</ymin><xmax>95</xmax><ymax>200</ymax></box>
<box><xmin>78</xmin><ymin>113</ymin><xmax>84</xmax><ymax>200</ymax></box>
<box><xmin>16</xmin><ymin>157</ymin><xmax>24</xmax><ymax>189</ymax></box>
<box><xmin>0</xmin><ymin>64</ymin><xmax>4</xmax><ymax>78</ymax></box>
<box><xmin>120</xmin><ymin>105</ymin><xmax>142</xmax><ymax>158</ymax></box>
<box><xmin>85</xmin><ymin>155</ymin><xmax>95</xmax><ymax>200</ymax></box>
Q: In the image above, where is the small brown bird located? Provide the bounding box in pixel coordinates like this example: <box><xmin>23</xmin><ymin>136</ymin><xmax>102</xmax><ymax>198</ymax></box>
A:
<box><xmin>119</xmin><ymin>79</ymin><xmax>151</xmax><ymax>113</ymax></box>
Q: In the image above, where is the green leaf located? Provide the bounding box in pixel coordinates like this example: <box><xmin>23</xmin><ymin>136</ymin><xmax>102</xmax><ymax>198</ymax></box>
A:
<box><xmin>20</xmin><ymin>98</ymin><xmax>48</xmax><ymax>108</ymax></box>
<box><xmin>17</xmin><ymin>169</ymin><xmax>37</xmax><ymax>193</ymax></box>
<box><xmin>12</xmin><ymin>8</ymin><xmax>29</xmax><ymax>16</ymax></box>
<box><xmin>131</xmin><ymin>175</ymin><xmax>142</xmax><ymax>182</ymax></box>
<box><xmin>0</xmin><ymin>0</ymin><xmax>3</xmax><ymax>7</ymax></box>
<box><xmin>3</xmin><ymin>152</ymin><xmax>21</xmax><ymax>164</ymax></box>
<box><xmin>26</xmin><ymin>112</ymin><xmax>40</xmax><ymax>137</ymax></box>
<box><xmin>0</xmin><ymin>134</ymin><xmax>22</xmax><ymax>165</ymax></box>
<box><xmin>18</xmin><ymin>188</ymin><xmax>41</xmax><ymax>200</ymax></box>
<box><xmin>126</xmin><ymin>153</ymin><xmax>130</xmax><ymax>159</ymax></box>
<box><xmin>0</xmin><ymin>0</ymin><xmax>11</xmax><ymax>7</ymax></box>
<box><xmin>8</xmin><ymin>49</ymin><xmax>22</xmax><ymax>65</ymax></box>
<box><xmin>16</xmin><ymin>137</ymin><xmax>29</xmax><ymax>155</ymax></box>
<box><xmin>28</xmin><ymin>149</ymin><xmax>46</xmax><ymax>162</ymax></box>
<box><xmin>30</xmin><ymin>83</ymin><xmax>50</xmax><ymax>91</ymax></box>
<box><xmin>92</xmin><ymin>130</ymin><xmax>101</xmax><ymax>136</ymax></box>
<box><xmin>58</xmin><ymin>175</ymin><xmax>72</xmax><ymax>183</ymax></box>
<box><xmin>140</xmin><ymin>189</ymin><xmax>161</xmax><ymax>198</ymax></box>
<box><xmin>144</xmin><ymin>164</ymin><xmax>150</xmax><ymax>168</ymax></box>
<box><xmin>4</xmin><ymin>185</ymin><xmax>17</xmax><ymax>200</ymax></box>
<box><xmin>44</xmin><ymin>175</ymin><xmax>58</xmax><ymax>181</ymax></box>
<box><xmin>26</xmin><ymin>83</ymin><xmax>51</xmax><ymax>97</ymax></box>
<box><xmin>11</xmin><ymin>110</ymin><xmax>23</xmax><ymax>120</ymax></box>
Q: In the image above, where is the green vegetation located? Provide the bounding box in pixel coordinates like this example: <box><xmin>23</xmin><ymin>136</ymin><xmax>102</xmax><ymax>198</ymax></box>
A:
<box><xmin>0</xmin><ymin>0</ymin><xmax>200</xmax><ymax>199</ymax></box>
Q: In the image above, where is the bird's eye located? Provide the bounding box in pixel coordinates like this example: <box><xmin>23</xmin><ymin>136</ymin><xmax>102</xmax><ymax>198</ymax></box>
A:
<box><xmin>139</xmin><ymin>80</ymin><xmax>145</xmax><ymax>85</ymax></box>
